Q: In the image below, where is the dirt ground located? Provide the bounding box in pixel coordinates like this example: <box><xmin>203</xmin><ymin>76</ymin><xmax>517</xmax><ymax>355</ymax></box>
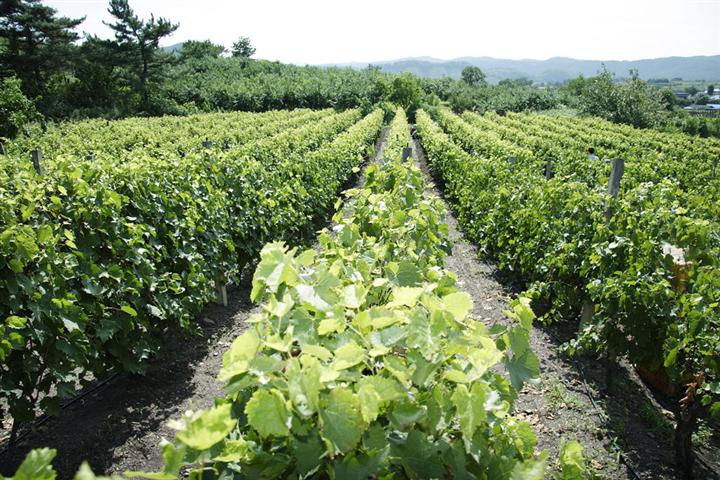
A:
<box><xmin>411</xmin><ymin>136</ymin><xmax>719</xmax><ymax>480</ymax></box>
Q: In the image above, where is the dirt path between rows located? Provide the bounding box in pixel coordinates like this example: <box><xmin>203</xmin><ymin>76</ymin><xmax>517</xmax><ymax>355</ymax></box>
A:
<box><xmin>0</xmin><ymin>129</ymin><xmax>390</xmax><ymax>479</ymax></box>
<box><xmin>410</xmin><ymin>136</ymin><xmax>719</xmax><ymax>480</ymax></box>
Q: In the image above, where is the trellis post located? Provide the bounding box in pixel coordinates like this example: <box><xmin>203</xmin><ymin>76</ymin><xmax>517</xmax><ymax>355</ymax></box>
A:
<box><xmin>544</xmin><ymin>157</ymin><xmax>554</xmax><ymax>180</ymax></box>
<box><xmin>402</xmin><ymin>147</ymin><xmax>412</xmax><ymax>161</ymax></box>
<box><xmin>604</xmin><ymin>157</ymin><xmax>625</xmax><ymax>223</ymax></box>
<box><xmin>216</xmin><ymin>274</ymin><xmax>228</xmax><ymax>307</ymax></box>
<box><xmin>31</xmin><ymin>149</ymin><xmax>43</xmax><ymax>175</ymax></box>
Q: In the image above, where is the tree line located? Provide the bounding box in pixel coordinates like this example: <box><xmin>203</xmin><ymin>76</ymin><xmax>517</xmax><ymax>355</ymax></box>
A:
<box><xmin>1</xmin><ymin>0</ymin><xmax>718</xmax><ymax>139</ymax></box>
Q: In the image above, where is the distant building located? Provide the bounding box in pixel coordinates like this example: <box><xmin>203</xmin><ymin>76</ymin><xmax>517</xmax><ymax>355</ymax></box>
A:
<box><xmin>684</xmin><ymin>104</ymin><xmax>720</xmax><ymax>116</ymax></box>
<box><xmin>674</xmin><ymin>92</ymin><xmax>691</xmax><ymax>99</ymax></box>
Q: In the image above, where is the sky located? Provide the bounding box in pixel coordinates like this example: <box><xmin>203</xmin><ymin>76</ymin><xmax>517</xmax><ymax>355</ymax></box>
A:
<box><xmin>45</xmin><ymin>0</ymin><xmax>720</xmax><ymax>64</ymax></box>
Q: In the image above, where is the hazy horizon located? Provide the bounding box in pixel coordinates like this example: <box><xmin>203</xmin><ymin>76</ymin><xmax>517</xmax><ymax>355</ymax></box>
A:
<box><xmin>46</xmin><ymin>0</ymin><xmax>720</xmax><ymax>65</ymax></box>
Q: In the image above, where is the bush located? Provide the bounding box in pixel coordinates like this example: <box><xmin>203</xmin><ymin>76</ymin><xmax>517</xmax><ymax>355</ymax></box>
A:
<box><xmin>0</xmin><ymin>76</ymin><xmax>38</xmax><ymax>138</ymax></box>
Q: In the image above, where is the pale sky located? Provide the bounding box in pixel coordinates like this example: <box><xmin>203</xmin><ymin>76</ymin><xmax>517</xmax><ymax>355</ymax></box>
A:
<box><xmin>46</xmin><ymin>0</ymin><xmax>720</xmax><ymax>64</ymax></box>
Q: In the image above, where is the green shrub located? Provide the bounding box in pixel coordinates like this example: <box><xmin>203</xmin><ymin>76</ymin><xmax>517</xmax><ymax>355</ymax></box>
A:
<box><xmin>0</xmin><ymin>77</ymin><xmax>38</xmax><ymax>138</ymax></box>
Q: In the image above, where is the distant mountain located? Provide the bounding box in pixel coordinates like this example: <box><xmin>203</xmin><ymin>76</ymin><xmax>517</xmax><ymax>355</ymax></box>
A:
<box><xmin>330</xmin><ymin>55</ymin><xmax>720</xmax><ymax>83</ymax></box>
<box><xmin>162</xmin><ymin>42</ymin><xmax>184</xmax><ymax>54</ymax></box>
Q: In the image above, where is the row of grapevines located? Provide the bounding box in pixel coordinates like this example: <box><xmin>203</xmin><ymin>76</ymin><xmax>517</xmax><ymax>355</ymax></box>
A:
<box><xmin>3</xmin><ymin>108</ymin><xmax>332</xmax><ymax>169</ymax></box>
<box><xmin>113</xmin><ymin>108</ymin><xmax>588</xmax><ymax>479</ymax></box>
<box><xmin>461</xmin><ymin>110</ymin><xmax>720</xmax><ymax>210</ymax></box>
<box><xmin>417</xmin><ymin>109</ymin><xmax>720</xmax><ymax>471</ymax></box>
<box><xmin>0</xmin><ymin>109</ymin><xmax>380</xmax><ymax>425</ymax></box>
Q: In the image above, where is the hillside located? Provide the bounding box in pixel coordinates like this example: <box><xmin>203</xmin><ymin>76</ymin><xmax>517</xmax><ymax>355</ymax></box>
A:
<box><xmin>336</xmin><ymin>55</ymin><xmax>720</xmax><ymax>83</ymax></box>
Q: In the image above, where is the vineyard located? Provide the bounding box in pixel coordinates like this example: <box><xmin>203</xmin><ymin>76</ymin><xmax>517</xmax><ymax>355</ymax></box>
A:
<box><xmin>0</xmin><ymin>106</ymin><xmax>718</xmax><ymax>479</ymax></box>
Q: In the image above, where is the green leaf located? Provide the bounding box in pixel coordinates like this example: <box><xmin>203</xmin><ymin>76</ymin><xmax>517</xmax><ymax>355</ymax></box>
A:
<box><xmin>245</xmin><ymin>388</ymin><xmax>291</xmax><ymax>438</ymax></box>
<box><xmin>318</xmin><ymin>317</ymin><xmax>344</xmax><ymax>336</ymax></box>
<box><xmin>343</xmin><ymin>284</ymin><xmax>367</xmax><ymax>309</ymax></box>
<box><xmin>332</xmin><ymin>446</ymin><xmax>391</xmax><ymax>480</ymax></box>
<box><xmin>120</xmin><ymin>305</ymin><xmax>137</xmax><ymax>317</ymax></box>
<box><xmin>332</xmin><ymin>341</ymin><xmax>365</xmax><ymax>370</ymax></box>
<box><xmin>251</xmin><ymin>242</ymin><xmax>298</xmax><ymax>301</ymax></box>
<box><xmin>293</xmin><ymin>433</ymin><xmax>325</xmax><ymax>476</ymax></box>
<box><xmin>175</xmin><ymin>403</ymin><xmax>236</xmax><ymax>450</ymax></box>
<box><xmin>443</xmin><ymin>292</ymin><xmax>473</xmax><ymax>321</ymax></box>
<box><xmin>302</xmin><ymin>344</ymin><xmax>333</xmax><ymax>361</ymax></box>
<box><xmin>451</xmin><ymin>384</ymin><xmax>487</xmax><ymax>445</ymax></box>
<box><xmin>10</xmin><ymin>448</ymin><xmax>57</xmax><ymax>480</ymax></box>
<box><xmin>513</xmin><ymin>298</ymin><xmax>535</xmax><ymax>330</ymax></box>
<box><xmin>504</xmin><ymin>348</ymin><xmax>540</xmax><ymax>391</ymax></box>
<box><xmin>358</xmin><ymin>383</ymin><xmax>382</xmax><ymax>423</ymax></box>
<box><xmin>357</xmin><ymin>376</ymin><xmax>404</xmax><ymax>403</ymax></box>
<box><xmin>393</xmin><ymin>429</ymin><xmax>445</xmax><ymax>478</ymax></box>
<box><xmin>213</xmin><ymin>439</ymin><xmax>250</xmax><ymax>462</ymax></box>
<box><xmin>6</xmin><ymin>315</ymin><xmax>27</xmax><ymax>329</ymax></box>
<box><xmin>288</xmin><ymin>356</ymin><xmax>322</xmax><ymax>416</ymax></box>
<box><xmin>389</xmin><ymin>401</ymin><xmax>426</xmax><ymax>429</ymax></box>
<box><xmin>394</xmin><ymin>261</ymin><xmax>421</xmax><ymax>287</ymax></box>
<box><xmin>559</xmin><ymin>441</ymin><xmax>586</xmax><ymax>480</ymax></box>
<box><xmin>320</xmin><ymin>388</ymin><xmax>365</xmax><ymax>454</ymax></box>
<box><xmin>218</xmin><ymin>330</ymin><xmax>261</xmax><ymax>382</ymax></box>
<box><xmin>468</xmin><ymin>336</ymin><xmax>503</xmax><ymax>379</ymax></box>
<box><xmin>296</xmin><ymin>284</ymin><xmax>332</xmax><ymax>312</ymax></box>
<box><xmin>388</xmin><ymin>287</ymin><xmax>424</xmax><ymax>307</ymax></box>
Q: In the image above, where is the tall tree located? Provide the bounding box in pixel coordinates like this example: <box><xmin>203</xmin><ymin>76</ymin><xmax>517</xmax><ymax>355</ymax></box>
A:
<box><xmin>0</xmin><ymin>0</ymin><xmax>84</xmax><ymax>100</ymax></box>
<box><xmin>179</xmin><ymin>40</ymin><xmax>225</xmax><ymax>61</ymax></box>
<box><xmin>231</xmin><ymin>36</ymin><xmax>255</xmax><ymax>58</ymax></box>
<box><xmin>104</xmin><ymin>0</ymin><xmax>178</xmax><ymax>110</ymax></box>
<box><xmin>461</xmin><ymin>66</ymin><xmax>486</xmax><ymax>87</ymax></box>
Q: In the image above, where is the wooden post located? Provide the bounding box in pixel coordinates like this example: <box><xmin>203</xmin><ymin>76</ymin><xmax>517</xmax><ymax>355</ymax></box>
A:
<box><xmin>607</xmin><ymin>157</ymin><xmax>625</xmax><ymax>197</ymax></box>
<box><xmin>604</xmin><ymin>157</ymin><xmax>624</xmax><ymax>223</ymax></box>
<box><xmin>544</xmin><ymin>157</ymin><xmax>554</xmax><ymax>180</ymax></box>
<box><xmin>402</xmin><ymin>147</ymin><xmax>412</xmax><ymax>162</ymax></box>
<box><xmin>713</xmin><ymin>158</ymin><xmax>718</xmax><ymax>176</ymax></box>
<box><xmin>508</xmin><ymin>155</ymin><xmax>516</xmax><ymax>171</ymax></box>
<box><xmin>31</xmin><ymin>149</ymin><xmax>43</xmax><ymax>175</ymax></box>
<box><xmin>216</xmin><ymin>275</ymin><xmax>228</xmax><ymax>307</ymax></box>
<box><xmin>580</xmin><ymin>300</ymin><xmax>594</xmax><ymax>326</ymax></box>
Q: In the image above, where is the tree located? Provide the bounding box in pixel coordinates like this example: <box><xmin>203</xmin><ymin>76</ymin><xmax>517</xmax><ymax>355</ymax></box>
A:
<box><xmin>387</xmin><ymin>73</ymin><xmax>424</xmax><ymax>116</ymax></box>
<box><xmin>104</xmin><ymin>0</ymin><xmax>179</xmax><ymax>110</ymax></box>
<box><xmin>179</xmin><ymin>40</ymin><xmax>225</xmax><ymax>61</ymax></box>
<box><xmin>0</xmin><ymin>76</ymin><xmax>37</xmax><ymax>138</ymax></box>
<box><xmin>708</xmin><ymin>85</ymin><xmax>715</xmax><ymax>96</ymax></box>
<box><xmin>231</xmin><ymin>37</ymin><xmax>255</xmax><ymax>58</ymax></box>
<box><xmin>693</xmin><ymin>93</ymin><xmax>710</xmax><ymax>105</ymax></box>
<box><xmin>461</xmin><ymin>66</ymin><xmax>486</xmax><ymax>86</ymax></box>
<box><xmin>68</xmin><ymin>36</ymin><xmax>130</xmax><ymax>114</ymax></box>
<box><xmin>658</xmin><ymin>87</ymin><xmax>677</xmax><ymax>110</ymax></box>
<box><xmin>0</xmin><ymin>0</ymin><xmax>84</xmax><ymax>101</ymax></box>
<box><xmin>572</xmin><ymin>68</ymin><xmax>668</xmax><ymax>129</ymax></box>
<box><xmin>686</xmin><ymin>85</ymin><xmax>699</xmax><ymax>96</ymax></box>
